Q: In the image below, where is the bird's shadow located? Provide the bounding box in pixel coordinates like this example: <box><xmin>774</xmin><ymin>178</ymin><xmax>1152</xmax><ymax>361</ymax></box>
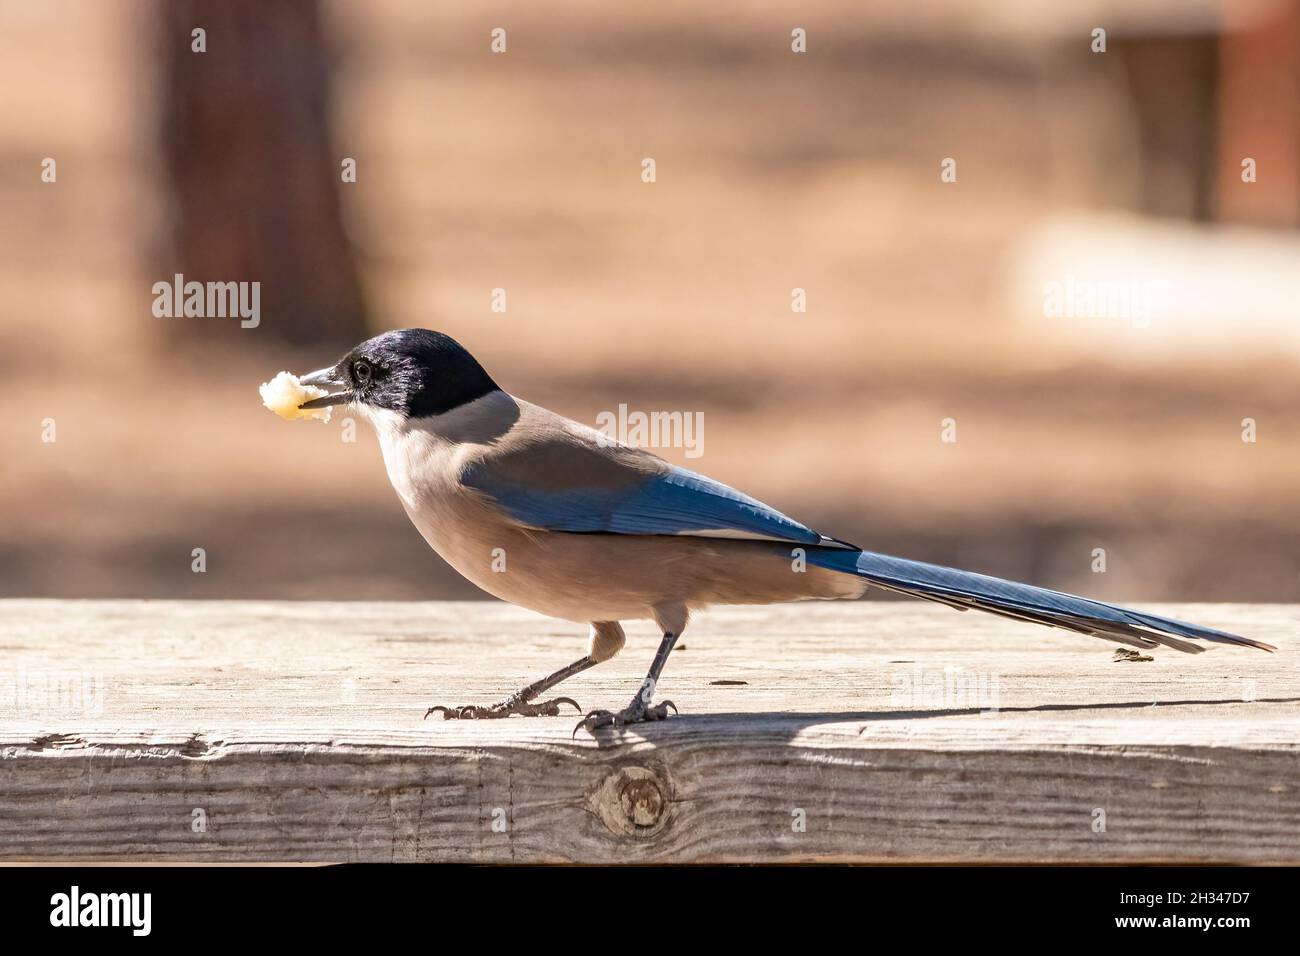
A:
<box><xmin>577</xmin><ymin>695</ymin><xmax>1300</xmax><ymax>747</ymax></box>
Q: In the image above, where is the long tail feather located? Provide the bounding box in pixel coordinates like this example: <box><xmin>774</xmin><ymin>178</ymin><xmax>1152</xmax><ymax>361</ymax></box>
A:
<box><xmin>806</xmin><ymin>547</ymin><xmax>1274</xmax><ymax>654</ymax></box>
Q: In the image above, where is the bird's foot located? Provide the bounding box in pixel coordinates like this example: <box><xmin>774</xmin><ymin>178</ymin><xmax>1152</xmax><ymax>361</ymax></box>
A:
<box><xmin>573</xmin><ymin>697</ymin><xmax>677</xmax><ymax>737</ymax></box>
<box><xmin>425</xmin><ymin>696</ymin><xmax>582</xmax><ymax>720</ymax></box>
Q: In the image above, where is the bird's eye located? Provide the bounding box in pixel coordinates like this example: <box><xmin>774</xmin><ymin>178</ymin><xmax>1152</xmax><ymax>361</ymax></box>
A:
<box><xmin>353</xmin><ymin>360</ymin><xmax>372</xmax><ymax>385</ymax></box>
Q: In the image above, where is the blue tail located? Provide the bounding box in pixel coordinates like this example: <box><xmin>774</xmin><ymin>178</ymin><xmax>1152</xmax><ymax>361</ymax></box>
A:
<box><xmin>806</xmin><ymin>547</ymin><xmax>1274</xmax><ymax>654</ymax></box>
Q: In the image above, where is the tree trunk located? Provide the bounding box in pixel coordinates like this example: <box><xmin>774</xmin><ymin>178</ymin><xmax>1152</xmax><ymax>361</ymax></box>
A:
<box><xmin>159</xmin><ymin>0</ymin><xmax>367</xmax><ymax>347</ymax></box>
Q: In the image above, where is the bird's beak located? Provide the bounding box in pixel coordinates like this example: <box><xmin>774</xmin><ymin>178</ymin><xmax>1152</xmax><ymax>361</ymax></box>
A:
<box><xmin>297</xmin><ymin>366</ymin><xmax>353</xmax><ymax>409</ymax></box>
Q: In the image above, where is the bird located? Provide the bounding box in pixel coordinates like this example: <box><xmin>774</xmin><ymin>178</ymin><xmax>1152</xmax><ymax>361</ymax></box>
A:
<box><xmin>294</xmin><ymin>328</ymin><xmax>1274</xmax><ymax>734</ymax></box>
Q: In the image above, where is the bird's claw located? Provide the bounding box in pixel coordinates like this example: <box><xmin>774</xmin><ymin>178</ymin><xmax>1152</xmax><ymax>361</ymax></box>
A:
<box><xmin>424</xmin><ymin>696</ymin><xmax>582</xmax><ymax>720</ymax></box>
<box><xmin>572</xmin><ymin>699</ymin><xmax>677</xmax><ymax>737</ymax></box>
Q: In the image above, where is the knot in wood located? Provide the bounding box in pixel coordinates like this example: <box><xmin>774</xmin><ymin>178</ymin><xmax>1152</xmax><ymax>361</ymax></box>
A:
<box><xmin>619</xmin><ymin>773</ymin><xmax>665</xmax><ymax>827</ymax></box>
<box><xmin>589</xmin><ymin>765</ymin><xmax>672</xmax><ymax>837</ymax></box>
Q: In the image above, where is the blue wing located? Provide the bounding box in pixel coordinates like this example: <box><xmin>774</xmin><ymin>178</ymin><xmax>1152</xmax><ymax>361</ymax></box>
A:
<box><xmin>463</xmin><ymin>459</ymin><xmax>824</xmax><ymax>544</ymax></box>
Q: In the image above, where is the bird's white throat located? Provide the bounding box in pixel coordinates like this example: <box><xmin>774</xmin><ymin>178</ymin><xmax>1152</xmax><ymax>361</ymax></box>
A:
<box><xmin>362</xmin><ymin>390</ymin><xmax>517</xmax><ymax>511</ymax></box>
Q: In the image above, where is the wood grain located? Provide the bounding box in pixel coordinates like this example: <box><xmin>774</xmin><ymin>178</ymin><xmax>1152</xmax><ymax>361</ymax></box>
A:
<box><xmin>1</xmin><ymin>599</ymin><xmax>1297</xmax><ymax>863</ymax></box>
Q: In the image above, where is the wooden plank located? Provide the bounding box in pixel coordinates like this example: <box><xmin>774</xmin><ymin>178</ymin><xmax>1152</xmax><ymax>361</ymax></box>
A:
<box><xmin>1</xmin><ymin>599</ymin><xmax>1297</xmax><ymax>863</ymax></box>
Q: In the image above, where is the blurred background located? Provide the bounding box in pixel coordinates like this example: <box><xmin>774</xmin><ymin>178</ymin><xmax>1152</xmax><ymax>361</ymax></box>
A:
<box><xmin>2</xmin><ymin>0</ymin><xmax>1298</xmax><ymax>602</ymax></box>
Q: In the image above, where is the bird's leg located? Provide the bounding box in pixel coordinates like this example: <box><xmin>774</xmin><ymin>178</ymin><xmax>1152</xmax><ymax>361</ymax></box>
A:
<box><xmin>575</xmin><ymin>631</ymin><xmax>679</xmax><ymax>735</ymax></box>
<box><xmin>425</xmin><ymin>655</ymin><xmax>596</xmax><ymax>720</ymax></box>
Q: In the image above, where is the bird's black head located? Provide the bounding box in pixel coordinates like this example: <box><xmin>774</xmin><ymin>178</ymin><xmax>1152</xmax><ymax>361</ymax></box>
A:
<box><xmin>298</xmin><ymin>329</ymin><xmax>500</xmax><ymax>418</ymax></box>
